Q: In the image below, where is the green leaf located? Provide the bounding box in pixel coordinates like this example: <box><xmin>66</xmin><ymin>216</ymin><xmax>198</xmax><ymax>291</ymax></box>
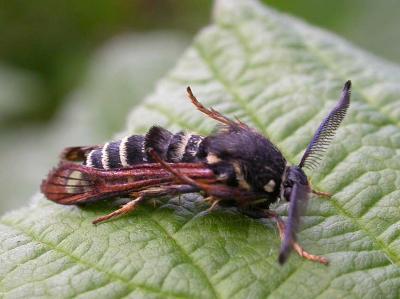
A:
<box><xmin>2</xmin><ymin>0</ymin><xmax>400</xmax><ymax>298</ymax></box>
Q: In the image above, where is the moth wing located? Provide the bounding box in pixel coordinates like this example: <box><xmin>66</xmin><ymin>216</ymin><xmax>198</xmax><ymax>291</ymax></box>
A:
<box><xmin>41</xmin><ymin>162</ymin><xmax>216</xmax><ymax>205</ymax></box>
<box><xmin>41</xmin><ymin>162</ymin><xmax>107</xmax><ymax>205</ymax></box>
<box><xmin>278</xmin><ymin>182</ymin><xmax>310</xmax><ymax>264</ymax></box>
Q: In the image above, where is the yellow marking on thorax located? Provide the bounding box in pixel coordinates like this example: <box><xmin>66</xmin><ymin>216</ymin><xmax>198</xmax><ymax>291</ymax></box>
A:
<box><xmin>232</xmin><ymin>161</ymin><xmax>251</xmax><ymax>190</ymax></box>
<box><xmin>206</xmin><ymin>153</ymin><xmax>221</xmax><ymax>164</ymax></box>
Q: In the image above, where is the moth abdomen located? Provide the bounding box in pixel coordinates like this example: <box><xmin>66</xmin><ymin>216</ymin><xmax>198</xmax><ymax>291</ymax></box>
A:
<box><xmin>107</xmin><ymin>140</ymin><xmax>122</xmax><ymax>168</ymax></box>
<box><xmin>182</xmin><ymin>134</ymin><xmax>204</xmax><ymax>162</ymax></box>
<box><xmin>84</xmin><ymin>126</ymin><xmax>204</xmax><ymax>169</ymax></box>
<box><xmin>167</xmin><ymin>132</ymin><xmax>204</xmax><ymax>163</ymax></box>
<box><xmin>85</xmin><ymin>135</ymin><xmax>147</xmax><ymax>169</ymax></box>
<box><xmin>145</xmin><ymin>126</ymin><xmax>204</xmax><ymax>163</ymax></box>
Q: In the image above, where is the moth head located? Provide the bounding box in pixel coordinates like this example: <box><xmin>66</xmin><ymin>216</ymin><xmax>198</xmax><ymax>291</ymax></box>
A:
<box><xmin>278</xmin><ymin>80</ymin><xmax>351</xmax><ymax>264</ymax></box>
<box><xmin>281</xmin><ymin>166</ymin><xmax>308</xmax><ymax>202</ymax></box>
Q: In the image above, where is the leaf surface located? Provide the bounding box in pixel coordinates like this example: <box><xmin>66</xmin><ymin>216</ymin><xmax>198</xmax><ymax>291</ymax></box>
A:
<box><xmin>2</xmin><ymin>0</ymin><xmax>400</xmax><ymax>298</ymax></box>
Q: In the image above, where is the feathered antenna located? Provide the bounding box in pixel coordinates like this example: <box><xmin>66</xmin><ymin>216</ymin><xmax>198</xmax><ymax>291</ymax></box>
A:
<box><xmin>299</xmin><ymin>80</ymin><xmax>351</xmax><ymax>170</ymax></box>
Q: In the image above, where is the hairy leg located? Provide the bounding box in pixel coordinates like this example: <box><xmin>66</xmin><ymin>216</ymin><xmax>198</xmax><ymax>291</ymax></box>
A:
<box><xmin>311</xmin><ymin>189</ymin><xmax>332</xmax><ymax>198</ymax></box>
<box><xmin>186</xmin><ymin>87</ymin><xmax>237</xmax><ymax>127</ymax></box>
<box><xmin>92</xmin><ymin>196</ymin><xmax>144</xmax><ymax>224</ymax></box>
<box><xmin>92</xmin><ymin>184</ymin><xmax>199</xmax><ymax>224</ymax></box>
<box><xmin>243</xmin><ymin>209</ymin><xmax>329</xmax><ymax>265</ymax></box>
<box><xmin>309</xmin><ymin>180</ymin><xmax>332</xmax><ymax>198</ymax></box>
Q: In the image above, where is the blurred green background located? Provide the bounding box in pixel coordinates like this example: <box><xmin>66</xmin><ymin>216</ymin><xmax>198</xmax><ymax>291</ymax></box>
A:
<box><xmin>1</xmin><ymin>0</ymin><xmax>399</xmax><ymax>214</ymax></box>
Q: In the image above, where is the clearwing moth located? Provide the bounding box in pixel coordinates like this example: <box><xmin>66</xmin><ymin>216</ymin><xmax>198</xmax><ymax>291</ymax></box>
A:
<box><xmin>41</xmin><ymin>81</ymin><xmax>351</xmax><ymax>265</ymax></box>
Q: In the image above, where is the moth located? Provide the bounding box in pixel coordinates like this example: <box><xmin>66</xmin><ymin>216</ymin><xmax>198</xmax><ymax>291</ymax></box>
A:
<box><xmin>41</xmin><ymin>81</ymin><xmax>351</xmax><ymax>265</ymax></box>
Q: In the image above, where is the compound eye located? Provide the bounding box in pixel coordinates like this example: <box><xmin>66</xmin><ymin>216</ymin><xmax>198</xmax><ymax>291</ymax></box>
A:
<box><xmin>284</xmin><ymin>187</ymin><xmax>292</xmax><ymax>201</ymax></box>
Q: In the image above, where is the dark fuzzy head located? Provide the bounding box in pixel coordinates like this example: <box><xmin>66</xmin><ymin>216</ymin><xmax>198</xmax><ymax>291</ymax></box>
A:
<box><xmin>198</xmin><ymin>125</ymin><xmax>286</xmax><ymax>197</ymax></box>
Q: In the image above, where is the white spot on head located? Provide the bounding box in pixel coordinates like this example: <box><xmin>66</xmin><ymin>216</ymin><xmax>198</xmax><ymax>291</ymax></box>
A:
<box><xmin>119</xmin><ymin>136</ymin><xmax>129</xmax><ymax>167</ymax></box>
<box><xmin>264</xmin><ymin>180</ymin><xmax>276</xmax><ymax>193</ymax></box>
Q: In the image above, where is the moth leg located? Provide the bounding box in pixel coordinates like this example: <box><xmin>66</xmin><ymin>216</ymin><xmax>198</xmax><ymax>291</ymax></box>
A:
<box><xmin>311</xmin><ymin>189</ymin><xmax>331</xmax><ymax>198</ymax></box>
<box><xmin>186</xmin><ymin>87</ymin><xmax>247</xmax><ymax>128</ymax></box>
<box><xmin>275</xmin><ymin>215</ymin><xmax>329</xmax><ymax>265</ymax></box>
<box><xmin>309</xmin><ymin>181</ymin><xmax>331</xmax><ymax>198</ymax></box>
<box><xmin>244</xmin><ymin>209</ymin><xmax>329</xmax><ymax>265</ymax></box>
<box><xmin>150</xmin><ymin>199</ymin><xmax>160</xmax><ymax>207</ymax></box>
<box><xmin>92</xmin><ymin>196</ymin><xmax>144</xmax><ymax>225</ymax></box>
<box><xmin>204</xmin><ymin>196</ymin><xmax>221</xmax><ymax>212</ymax></box>
<box><xmin>92</xmin><ymin>184</ymin><xmax>199</xmax><ymax>224</ymax></box>
<box><xmin>204</xmin><ymin>196</ymin><xmax>216</xmax><ymax>205</ymax></box>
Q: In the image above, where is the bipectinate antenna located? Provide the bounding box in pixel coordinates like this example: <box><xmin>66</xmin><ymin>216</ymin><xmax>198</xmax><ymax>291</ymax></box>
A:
<box><xmin>299</xmin><ymin>80</ymin><xmax>351</xmax><ymax>170</ymax></box>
